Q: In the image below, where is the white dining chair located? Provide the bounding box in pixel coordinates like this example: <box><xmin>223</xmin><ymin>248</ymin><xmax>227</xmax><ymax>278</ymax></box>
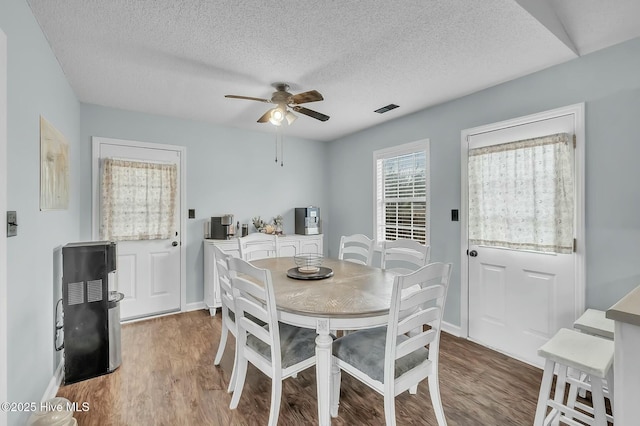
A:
<box><xmin>338</xmin><ymin>234</ymin><xmax>374</xmax><ymax>266</ymax></box>
<box><xmin>331</xmin><ymin>262</ymin><xmax>452</xmax><ymax>426</ymax></box>
<box><xmin>212</xmin><ymin>245</ymin><xmax>238</xmax><ymax>393</ymax></box>
<box><xmin>381</xmin><ymin>238</ymin><xmax>430</xmax><ymax>275</ymax></box>
<box><xmin>227</xmin><ymin>257</ymin><xmax>318</xmax><ymax>426</ymax></box>
<box><xmin>238</xmin><ymin>232</ymin><xmax>279</xmax><ymax>261</ymax></box>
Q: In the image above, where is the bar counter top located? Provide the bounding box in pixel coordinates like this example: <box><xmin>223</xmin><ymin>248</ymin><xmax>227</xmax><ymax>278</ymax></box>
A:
<box><xmin>606</xmin><ymin>284</ymin><xmax>640</xmax><ymax>326</ymax></box>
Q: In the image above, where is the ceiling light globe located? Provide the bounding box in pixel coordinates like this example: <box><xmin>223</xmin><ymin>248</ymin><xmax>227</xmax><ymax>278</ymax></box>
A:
<box><xmin>269</xmin><ymin>107</ymin><xmax>285</xmax><ymax>126</ymax></box>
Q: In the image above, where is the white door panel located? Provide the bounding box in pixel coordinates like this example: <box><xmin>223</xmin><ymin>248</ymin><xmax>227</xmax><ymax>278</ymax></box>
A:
<box><xmin>465</xmin><ymin>108</ymin><xmax>581</xmax><ymax>367</ymax></box>
<box><xmin>93</xmin><ymin>138</ymin><xmax>182</xmax><ymax>320</ymax></box>
<box><xmin>469</xmin><ymin>246</ymin><xmax>574</xmax><ymax>366</ymax></box>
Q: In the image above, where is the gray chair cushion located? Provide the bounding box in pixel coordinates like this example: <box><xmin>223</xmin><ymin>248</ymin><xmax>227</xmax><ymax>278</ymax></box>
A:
<box><xmin>247</xmin><ymin>323</ymin><xmax>317</xmax><ymax>368</ymax></box>
<box><xmin>332</xmin><ymin>327</ymin><xmax>429</xmax><ymax>383</ymax></box>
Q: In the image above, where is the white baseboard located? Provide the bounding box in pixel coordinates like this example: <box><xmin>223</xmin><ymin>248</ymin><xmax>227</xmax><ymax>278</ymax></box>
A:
<box><xmin>185</xmin><ymin>301</ymin><xmax>206</xmax><ymax>312</ymax></box>
<box><xmin>441</xmin><ymin>320</ymin><xmax>462</xmax><ymax>337</ymax></box>
<box><xmin>42</xmin><ymin>360</ymin><xmax>63</xmax><ymax>402</ymax></box>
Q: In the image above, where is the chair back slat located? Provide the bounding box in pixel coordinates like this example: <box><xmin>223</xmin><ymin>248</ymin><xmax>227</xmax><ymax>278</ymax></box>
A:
<box><xmin>397</xmin><ymin>306</ymin><xmax>440</xmax><ymax>336</ymax></box>
<box><xmin>228</xmin><ymin>257</ymin><xmax>281</xmax><ymax>369</ymax></box>
<box><xmin>238</xmin><ymin>233</ymin><xmax>279</xmax><ymax>261</ymax></box>
<box><xmin>338</xmin><ymin>234</ymin><xmax>374</xmax><ymax>266</ymax></box>
<box><xmin>399</xmin><ymin>285</ymin><xmax>446</xmax><ymax>312</ymax></box>
<box><xmin>213</xmin><ymin>245</ymin><xmax>236</xmax><ymax>327</ymax></box>
<box><xmin>238</xmin><ymin>315</ymin><xmax>271</xmax><ymax>345</ymax></box>
<box><xmin>384</xmin><ymin>262</ymin><xmax>452</xmax><ymax>387</ymax></box>
<box><xmin>395</xmin><ymin>329</ymin><xmax>437</xmax><ymax>359</ymax></box>
<box><xmin>381</xmin><ymin>239</ymin><xmax>430</xmax><ymax>274</ymax></box>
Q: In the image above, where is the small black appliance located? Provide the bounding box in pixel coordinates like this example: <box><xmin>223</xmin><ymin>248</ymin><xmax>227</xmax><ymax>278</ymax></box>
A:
<box><xmin>295</xmin><ymin>207</ymin><xmax>320</xmax><ymax>235</ymax></box>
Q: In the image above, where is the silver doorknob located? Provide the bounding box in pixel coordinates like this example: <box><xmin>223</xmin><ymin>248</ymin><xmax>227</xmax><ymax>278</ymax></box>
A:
<box><xmin>172</xmin><ymin>241</ymin><xmax>179</xmax><ymax>247</ymax></box>
<box><xmin>468</xmin><ymin>250</ymin><xmax>478</xmax><ymax>257</ymax></box>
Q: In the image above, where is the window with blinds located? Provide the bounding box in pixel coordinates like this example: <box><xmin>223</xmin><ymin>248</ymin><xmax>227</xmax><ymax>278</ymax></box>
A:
<box><xmin>374</xmin><ymin>140</ymin><xmax>429</xmax><ymax>244</ymax></box>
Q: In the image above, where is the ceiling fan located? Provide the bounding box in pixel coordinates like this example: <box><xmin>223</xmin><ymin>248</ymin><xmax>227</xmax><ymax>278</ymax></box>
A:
<box><xmin>225</xmin><ymin>83</ymin><xmax>330</xmax><ymax>126</ymax></box>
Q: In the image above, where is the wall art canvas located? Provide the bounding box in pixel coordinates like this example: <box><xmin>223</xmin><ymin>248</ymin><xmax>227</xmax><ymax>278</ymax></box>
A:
<box><xmin>40</xmin><ymin>116</ymin><xmax>69</xmax><ymax>210</ymax></box>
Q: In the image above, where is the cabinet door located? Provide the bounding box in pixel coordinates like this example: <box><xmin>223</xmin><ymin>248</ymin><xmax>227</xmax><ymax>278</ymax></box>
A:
<box><xmin>300</xmin><ymin>236</ymin><xmax>322</xmax><ymax>254</ymax></box>
<box><xmin>278</xmin><ymin>238</ymin><xmax>299</xmax><ymax>257</ymax></box>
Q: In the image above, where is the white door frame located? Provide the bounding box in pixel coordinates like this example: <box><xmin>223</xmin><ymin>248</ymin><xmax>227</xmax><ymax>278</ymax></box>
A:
<box><xmin>460</xmin><ymin>103</ymin><xmax>586</xmax><ymax>338</ymax></box>
<box><xmin>91</xmin><ymin>137</ymin><xmax>188</xmax><ymax>314</ymax></box>
<box><xmin>0</xmin><ymin>27</ymin><xmax>8</xmax><ymax>426</ymax></box>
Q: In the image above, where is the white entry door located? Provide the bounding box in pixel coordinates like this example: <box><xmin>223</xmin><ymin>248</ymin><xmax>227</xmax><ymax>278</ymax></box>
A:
<box><xmin>93</xmin><ymin>137</ymin><xmax>184</xmax><ymax>320</ymax></box>
<box><xmin>463</xmin><ymin>106</ymin><xmax>584</xmax><ymax>367</ymax></box>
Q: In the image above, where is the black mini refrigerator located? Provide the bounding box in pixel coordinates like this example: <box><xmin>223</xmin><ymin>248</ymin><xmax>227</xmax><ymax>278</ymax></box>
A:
<box><xmin>62</xmin><ymin>241</ymin><xmax>119</xmax><ymax>384</ymax></box>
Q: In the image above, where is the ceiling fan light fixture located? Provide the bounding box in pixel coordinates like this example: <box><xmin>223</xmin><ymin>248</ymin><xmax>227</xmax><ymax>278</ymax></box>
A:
<box><xmin>269</xmin><ymin>107</ymin><xmax>285</xmax><ymax>126</ymax></box>
<box><xmin>285</xmin><ymin>110</ymin><xmax>297</xmax><ymax>125</ymax></box>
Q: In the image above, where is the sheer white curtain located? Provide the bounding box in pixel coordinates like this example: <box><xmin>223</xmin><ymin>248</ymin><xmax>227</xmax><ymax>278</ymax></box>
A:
<box><xmin>101</xmin><ymin>158</ymin><xmax>177</xmax><ymax>241</ymax></box>
<box><xmin>468</xmin><ymin>133</ymin><xmax>574</xmax><ymax>254</ymax></box>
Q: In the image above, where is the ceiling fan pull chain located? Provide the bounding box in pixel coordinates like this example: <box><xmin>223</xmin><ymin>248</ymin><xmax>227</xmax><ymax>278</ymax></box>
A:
<box><xmin>275</xmin><ymin>129</ymin><xmax>279</xmax><ymax>163</ymax></box>
<box><xmin>281</xmin><ymin>134</ymin><xmax>284</xmax><ymax>167</ymax></box>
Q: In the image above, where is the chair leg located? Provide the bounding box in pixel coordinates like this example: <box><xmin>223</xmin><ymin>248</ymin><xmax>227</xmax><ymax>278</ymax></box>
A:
<box><xmin>383</xmin><ymin>393</ymin><xmax>397</xmax><ymax>426</ymax></box>
<box><xmin>227</xmin><ymin>337</ymin><xmax>238</xmax><ymax>393</ymax></box>
<box><xmin>605</xmin><ymin>368</ymin><xmax>614</xmax><ymax>412</ymax></box>
<box><xmin>565</xmin><ymin>372</ymin><xmax>580</xmax><ymax>414</ymax></box>
<box><xmin>267</xmin><ymin>378</ymin><xmax>283</xmax><ymax>426</ymax></box>
<box><xmin>534</xmin><ymin>359</ymin><xmax>555</xmax><ymax>426</ymax></box>
<box><xmin>409</xmin><ymin>384</ymin><xmax>418</xmax><ymax>395</ymax></box>
<box><xmin>550</xmin><ymin>365</ymin><xmax>568</xmax><ymax>426</ymax></box>
<box><xmin>590</xmin><ymin>376</ymin><xmax>607</xmax><ymax>426</ymax></box>
<box><xmin>214</xmin><ymin>322</ymin><xmax>228</xmax><ymax>365</ymax></box>
<box><xmin>577</xmin><ymin>371</ymin><xmax>588</xmax><ymax>398</ymax></box>
<box><xmin>428</xmin><ymin>373</ymin><xmax>447</xmax><ymax>426</ymax></box>
<box><xmin>229</xmin><ymin>356</ymin><xmax>248</xmax><ymax>409</ymax></box>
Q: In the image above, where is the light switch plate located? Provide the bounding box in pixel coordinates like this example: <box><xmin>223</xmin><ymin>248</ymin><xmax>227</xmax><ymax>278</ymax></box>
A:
<box><xmin>7</xmin><ymin>210</ymin><xmax>17</xmax><ymax>237</ymax></box>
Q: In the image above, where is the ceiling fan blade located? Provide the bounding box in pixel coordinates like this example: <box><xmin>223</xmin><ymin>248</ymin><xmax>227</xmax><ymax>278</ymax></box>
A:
<box><xmin>292</xmin><ymin>106</ymin><xmax>330</xmax><ymax>122</ymax></box>
<box><xmin>225</xmin><ymin>95</ymin><xmax>271</xmax><ymax>103</ymax></box>
<box><xmin>291</xmin><ymin>90</ymin><xmax>324</xmax><ymax>104</ymax></box>
<box><xmin>257</xmin><ymin>109</ymin><xmax>272</xmax><ymax>123</ymax></box>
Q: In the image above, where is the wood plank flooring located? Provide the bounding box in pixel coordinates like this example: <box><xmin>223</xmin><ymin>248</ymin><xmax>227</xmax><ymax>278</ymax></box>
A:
<box><xmin>57</xmin><ymin>310</ymin><xmax>543</xmax><ymax>425</ymax></box>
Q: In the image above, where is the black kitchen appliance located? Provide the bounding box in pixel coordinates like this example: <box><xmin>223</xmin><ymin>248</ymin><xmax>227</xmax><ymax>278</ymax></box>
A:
<box><xmin>210</xmin><ymin>215</ymin><xmax>235</xmax><ymax>239</ymax></box>
<box><xmin>295</xmin><ymin>207</ymin><xmax>320</xmax><ymax>235</ymax></box>
<box><xmin>61</xmin><ymin>241</ymin><xmax>120</xmax><ymax>384</ymax></box>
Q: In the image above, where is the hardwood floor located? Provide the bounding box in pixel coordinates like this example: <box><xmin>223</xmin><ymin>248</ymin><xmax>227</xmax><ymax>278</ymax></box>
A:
<box><xmin>57</xmin><ymin>310</ymin><xmax>543</xmax><ymax>425</ymax></box>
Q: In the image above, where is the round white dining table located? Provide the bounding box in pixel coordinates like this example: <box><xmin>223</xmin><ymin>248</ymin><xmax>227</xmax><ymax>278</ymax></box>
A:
<box><xmin>250</xmin><ymin>257</ymin><xmax>398</xmax><ymax>426</ymax></box>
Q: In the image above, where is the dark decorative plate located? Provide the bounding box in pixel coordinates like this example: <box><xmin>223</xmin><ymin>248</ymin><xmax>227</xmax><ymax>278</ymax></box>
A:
<box><xmin>286</xmin><ymin>267</ymin><xmax>334</xmax><ymax>280</ymax></box>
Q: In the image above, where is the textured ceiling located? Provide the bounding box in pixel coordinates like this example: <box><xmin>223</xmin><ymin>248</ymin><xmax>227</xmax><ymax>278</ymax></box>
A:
<box><xmin>27</xmin><ymin>0</ymin><xmax>640</xmax><ymax>141</ymax></box>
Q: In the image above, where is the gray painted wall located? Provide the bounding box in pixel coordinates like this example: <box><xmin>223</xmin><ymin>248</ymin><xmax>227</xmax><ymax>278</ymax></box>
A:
<box><xmin>1</xmin><ymin>1</ymin><xmax>81</xmax><ymax>424</ymax></box>
<box><xmin>79</xmin><ymin>104</ymin><xmax>328</xmax><ymax>304</ymax></box>
<box><xmin>326</xmin><ymin>37</ymin><xmax>640</xmax><ymax>325</ymax></box>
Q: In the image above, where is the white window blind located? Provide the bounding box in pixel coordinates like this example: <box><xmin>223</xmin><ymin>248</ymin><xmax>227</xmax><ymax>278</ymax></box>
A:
<box><xmin>468</xmin><ymin>132</ymin><xmax>574</xmax><ymax>253</ymax></box>
<box><xmin>374</xmin><ymin>141</ymin><xmax>429</xmax><ymax>244</ymax></box>
<box><xmin>101</xmin><ymin>158</ymin><xmax>177</xmax><ymax>241</ymax></box>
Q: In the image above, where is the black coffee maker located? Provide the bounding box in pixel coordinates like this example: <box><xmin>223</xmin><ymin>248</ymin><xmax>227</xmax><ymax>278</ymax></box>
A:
<box><xmin>210</xmin><ymin>214</ymin><xmax>235</xmax><ymax>239</ymax></box>
<box><xmin>295</xmin><ymin>207</ymin><xmax>320</xmax><ymax>235</ymax></box>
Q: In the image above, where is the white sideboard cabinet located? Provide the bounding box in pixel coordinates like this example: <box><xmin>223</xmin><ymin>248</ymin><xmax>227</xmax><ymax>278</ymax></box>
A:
<box><xmin>204</xmin><ymin>234</ymin><xmax>323</xmax><ymax>315</ymax></box>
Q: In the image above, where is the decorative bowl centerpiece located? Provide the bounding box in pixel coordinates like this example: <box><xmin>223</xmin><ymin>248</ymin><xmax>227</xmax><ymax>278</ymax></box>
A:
<box><xmin>294</xmin><ymin>254</ymin><xmax>323</xmax><ymax>274</ymax></box>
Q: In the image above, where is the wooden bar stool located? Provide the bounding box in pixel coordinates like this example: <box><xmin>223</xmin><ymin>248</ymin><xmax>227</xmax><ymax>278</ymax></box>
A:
<box><xmin>573</xmin><ymin>308</ymin><xmax>614</xmax><ymax>399</ymax></box>
<box><xmin>534</xmin><ymin>328</ymin><xmax>614</xmax><ymax>426</ymax></box>
<box><xmin>573</xmin><ymin>308</ymin><xmax>614</xmax><ymax>340</ymax></box>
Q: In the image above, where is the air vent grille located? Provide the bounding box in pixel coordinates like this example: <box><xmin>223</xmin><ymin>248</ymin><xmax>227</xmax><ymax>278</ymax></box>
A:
<box><xmin>67</xmin><ymin>282</ymin><xmax>85</xmax><ymax>305</ymax></box>
<box><xmin>374</xmin><ymin>104</ymin><xmax>399</xmax><ymax>114</ymax></box>
<box><xmin>87</xmin><ymin>279</ymin><xmax>103</xmax><ymax>303</ymax></box>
